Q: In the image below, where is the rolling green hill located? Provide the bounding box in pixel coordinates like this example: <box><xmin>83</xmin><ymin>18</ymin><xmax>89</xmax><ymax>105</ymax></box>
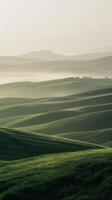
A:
<box><xmin>0</xmin><ymin>79</ymin><xmax>111</xmax><ymax>148</ymax></box>
<box><xmin>30</xmin><ymin>110</ymin><xmax>112</xmax><ymax>134</ymax></box>
<box><xmin>0</xmin><ymin>128</ymin><xmax>99</xmax><ymax>161</ymax></box>
<box><xmin>0</xmin><ymin>77</ymin><xmax>111</xmax><ymax>98</ymax></box>
<box><xmin>60</xmin><ymin>128</ymin><xmax>112</xmax><ymax>147</ymax></box>
<box><xmin>0</xmin><ymin>149</ymin><xmax>112</xmax><ymax>200</ymax></box>
<box><xmin>0</xmin><ymin>84</ymin><xmax>111</xmax><ymax>118</ymax></box>
<box><xmin>0</xmin><ymin>77</ymin><xmax>112</xmax><ymax>200</ymax></box>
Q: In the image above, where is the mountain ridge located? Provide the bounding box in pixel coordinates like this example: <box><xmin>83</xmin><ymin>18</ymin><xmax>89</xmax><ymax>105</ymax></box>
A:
<box><xmin>20</xmin><ymin>50</ymin><xmax>112</xmax><ymax>61</ymax></box>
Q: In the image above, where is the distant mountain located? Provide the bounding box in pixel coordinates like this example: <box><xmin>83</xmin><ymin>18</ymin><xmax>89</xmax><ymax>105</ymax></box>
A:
<box><xmin>21</xmin><ymin>50</ymin><xmax>66</xmax><ymax>61</ymax></box>
<box><xmin>20</xmin><ymin>50</ymin><xmax>112</xmax><ymax>61</ymax></box>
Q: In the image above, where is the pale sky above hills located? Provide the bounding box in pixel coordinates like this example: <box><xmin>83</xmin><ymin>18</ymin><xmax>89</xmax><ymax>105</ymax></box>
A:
<box><xmin>0</xmin><ymin>0</ymin><xmax>112</xmax><ymax>56</ymax></box>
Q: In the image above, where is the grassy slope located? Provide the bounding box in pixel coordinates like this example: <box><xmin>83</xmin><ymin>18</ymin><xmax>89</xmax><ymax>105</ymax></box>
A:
<box><xmin>0</xmin><ymin>128</ymin><xmax>99</xmax><ymax>161</ymax></box>
<box><xmin>60</xmin><ymin>128</ymin><xmax>112</xmax><ymax>147</ymax></box>
<box><xmin>1</xmin><ymin>102</ymin><xmax>112</xmax><ymax>128</ymax></box>
<box><xmin>0</xmin><ymin>148</ymin><xmax>112</xmax><ymax>200</ymax></box>
<box><xmin>0</xmin><ymin>78</ymin><xmax>112</xmax><ymax>200</ymax></box>
<box><xmin>32</xmin><ymin>109</ymin><xmax>112</xmax><ymax>134</ymax></box>
<box><xmin>0</xmin><ymin>87</ymin><xmax>111</xmax><ymax>118</ymax></box>
<box><xmin>0</xmin><ymin>83</ymin><xmax>111</xmax><ymax>146</ymax></box>
<box><xmin>0</xmin><ymin>77</ymin><xmax>111</xmax><ymax>98</ymax></box>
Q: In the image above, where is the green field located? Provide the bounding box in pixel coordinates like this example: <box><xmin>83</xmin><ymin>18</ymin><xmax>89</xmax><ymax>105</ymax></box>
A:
<box><xmin>0</xmin><ymin>77</ymin><xmax>112</xmax><ymax>199</ymax></box>
<box><xmin>0</xmin><ymin>149</ymin><xmax>112</xmax><ymax>200</ymax></box>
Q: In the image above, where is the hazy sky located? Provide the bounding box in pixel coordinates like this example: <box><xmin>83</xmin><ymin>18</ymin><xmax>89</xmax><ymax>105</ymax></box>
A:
<box><xmin>0</xmin><ymin>0</ymin><xmax>112</xmax><ymax>56</ymax></box>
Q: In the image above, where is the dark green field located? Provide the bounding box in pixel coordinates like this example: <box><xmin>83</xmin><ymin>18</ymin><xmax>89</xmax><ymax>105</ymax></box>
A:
<box><xmin>0</xmin><ymin>77</ymin><xmax>112</xmax><ymax>200</ymax></box>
